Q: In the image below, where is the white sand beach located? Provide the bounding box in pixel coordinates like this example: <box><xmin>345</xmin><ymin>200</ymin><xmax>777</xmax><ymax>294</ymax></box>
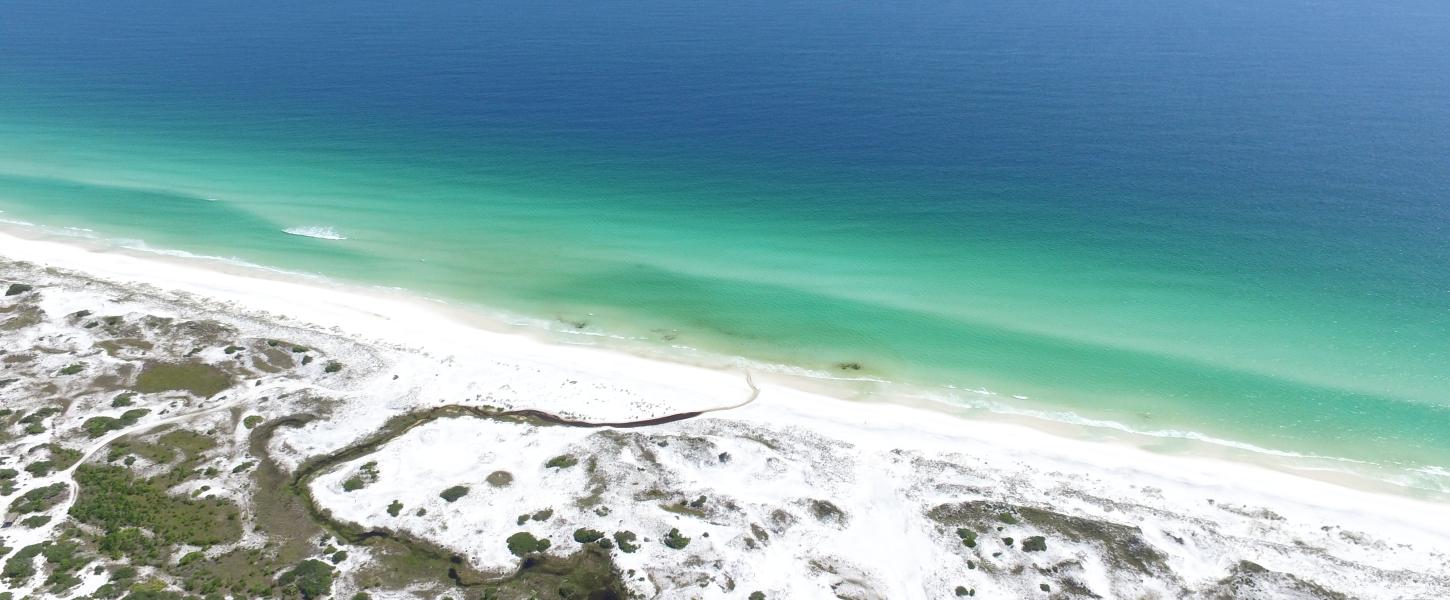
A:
<box><xmin>3</xmin><ymin>227</ymin><xmax>1449</xmax><ymax>599</ymax></box>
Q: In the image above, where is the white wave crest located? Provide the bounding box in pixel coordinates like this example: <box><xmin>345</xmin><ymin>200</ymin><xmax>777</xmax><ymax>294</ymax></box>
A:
<box><xmin>283</xmin><ymin>226</ymin><xmax>348</xmax><ymax>241</ymax></box>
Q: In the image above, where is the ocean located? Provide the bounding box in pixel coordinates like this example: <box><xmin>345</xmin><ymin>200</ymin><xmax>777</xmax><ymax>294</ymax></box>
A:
<box><xmin>2</xmin><ymin>0</ymin><xmax>1448</xmax><ymax>491</ymax></box>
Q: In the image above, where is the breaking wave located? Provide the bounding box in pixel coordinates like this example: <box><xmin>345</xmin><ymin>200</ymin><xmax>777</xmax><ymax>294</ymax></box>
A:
<box><xmin>283</xmin><ymin>226</ymin><xmax>348</xmax><ymax>240</ymax></box>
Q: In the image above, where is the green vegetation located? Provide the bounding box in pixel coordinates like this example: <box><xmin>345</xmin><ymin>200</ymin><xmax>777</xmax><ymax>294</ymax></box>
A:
<box><xmin>613</xmin><ymin>531</ymin><xmax>639</xmax><ymax>553</ymax></box>
<box><xmin>112</xmin><ymin>392</ymin><xmax>136</xmax><ymax>407</ymax></box>
<box><xmin>545</xmin><ymin>454</ymin><xmax>579</xmax><ymax>469</ymax></box>
<box><xmin>20</xmin><ymin>514</ymin><xmax>52</xmax><ymax>528</ymax></box>
<box><xmin>21</xmin><ymin>445</ymin><xmax>84</xmax><ymax>477</ymax></box>
<box><xmin>18</xmin><ymin>406</ymin><xmax>60</xmax><ymax>435</ymax></box>
<box><xmin>107</xmin><ymin>438</ymin><xmax>177</xmax><ymax>465</ymax></box>
<box><xmin>323</xmin><ymin>361</ymin><xmax>343</xmax><ymax>373</ymax></box>
<box><xmin>486</xmin><ymin>470</ymin><xmax>513</xmax><ymax>487</ymax></box>
<box><xmin>750</xmin><ymin>592</ymin><xmax>766</xmax><ymax>600</ymax></box>
<box><xmin>58</xmin><ymin>362</ymin><xmax>85</xmax><ymax>375</ymax></box>
<box><xmin>25</xmin><ymin>460</ymin><xmax>56</xmax><ymax>476</ymax></box>
<box><xmin>474</xmin><ymin>545</ymin><xmax>627</xmax><ymax>600</ymax></box>
<box><xmin>4</xmin><ymin>283</ymin><xmax>33</xmax><ymax>296</ymax></box>
<box><xmin>928</xmin><ymin>500</ymin><xmax>1170</xmax><ymax>577</ymax></box>
<box><xmin>83</xmin><ymin>409</ymin><xmax>151</xmax><ymax>438</ymax></box>
<box><xmin>342</xmin><ymin>461</ymin><xmax>380</xmax><ymax>492</ymax></box>
<box><xmin>531</xmin><ymin>508</ymin><xmax>554</xmax><ymax>522</ymax></box>
<box><xmin>278</xmin><ymin>559</ymin><xmax>334</xmax><ymax>600</ymax></box>
<box><xmin>0</xmin><ymin>539</ymin><xmax>87</xmax><ymax>594</ymax></box>
<box><xmin>0</xmin><ymin>468</ymin><xmax>17</xmax><ymax>496</ymax></box>
<box><xmin>387</xmin><ymin>500</ymin><xmax>403</xmax><ymax>517</ymax></box>
<box><xmin>809</xmin><ymin>499</ymin><xmax>843</xmax><ymax>522</ymax></box>
<box><xmin>224</xmin><ymin>345</ymin><xmax>245</xmax><ymax>354</ymax></box>
<box><xmin>506</xmin><ymin>532</ymin><xmax>552</xmax><ymax>557</ymax></box>
<box><xmin>72</xmin><ymin>464</ymin><xmax>242</xmax><ymax>552</ymax></box>
<box><xmin>12</xmin><ymin>482</ymin><xmax>67</xmax><ymax>513</ymax></box>
<box><xmin>662</xmin><ymin>528</ymin><xmax>691</xmax><ymax>550</ymax></box>
<box><xmin>134</xmin><ymin>361</ymin><xmax>233</xmax><ymax>397</ymax></box>
<box><xmin>955</xmin><ymin>528</ymin><xmax>978</xmax><ymax>548</ymax></box>
<box><xmin>2</xmin><ymin>543</ymin><xmax>44</xmax><ymax>583</ymax></box>
<box><xmin>243</xmin><ymin>415</ymin><xmax>264</xmax><ymax>429</ymax></box>
<box><xmin>572</xmin><ymin>528</ymin><xmax>605</xmax><ymax>544</ymax></box>
<box><xmin>1023</xmin><ymin>535</ymin><xmax>1047</xmax><ymax>552</ymax></box>
<box><xmin>439</xmin><ymin>485</ymin><xmax>470</xmax><ymax>502</ymax></box>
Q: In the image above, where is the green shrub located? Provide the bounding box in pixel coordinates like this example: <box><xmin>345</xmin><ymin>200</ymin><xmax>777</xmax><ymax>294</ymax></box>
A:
<box><xmin>111</xmin><ymin>393</ymin><xmax>136</xmax><ymax>407</ymax></box>
<box><xmin>342</xmin><ymin>477</ymin><xmax>365</xmax><ymax>492</ymax></box>
<box><xmin>19</xmin><ymin>515</ymin><xmax>52</xmax><ymax>528</ymax></box>
<box><xmin>134</xmin><ymin>361</ymin><xmax>232</xmax><ymax>397</ymax></box>
<box><xmin>323</xmin><ymin>361</ymin><xmax>343</xmax><ymax>373</ymax></box>
<box><xmin>545</xmin><ymin>455</ymin><xmax>578</xmax><ymax>469</ymax></box>
<box><xmin>1022</xmin><ymin>536</ymin><xmax>1047</xmax><ymax>552</ymax></box>
<box><xmin>531</xmin><ymin>508</ymin><xmax>553</xmax><ymax>522</ymax></box>
<box><xmin>439</xmin><ymin>485</ymin><xmax>469</xmax><ymax>502</ymax></box>
<box><xmin>572</xmin><ymin>528</ymin><xmax>604</xmax><ymax>544</ymax></box>
<box><xmin>505</xmin><ymin>532</ymin><xmax>551</xmax><ymax>557</ymax></box>
<box><xmin>663</xmin><ymin>528</ymin><xmax>691</xmax><ymax>550</ymax></box>
<box><xmin>242</xmin><ymin>415</ymin><xmax>263</xmax><ymax>429</ymax></box>
<box><xmin>84</xmin><ymin>410</ymin><xmax>153</xmax><ymax>438</ymax></box>
<box><xmin>486</xmin><ymin>470</ymin><xmax>513</xmax><ymax>487</ymax></box>
<box><xmin>750</xmin><ymin>593</ymin><xmax>766</xmax><ymax>600</ymax></box>
<box><xmin>278</xmin><ymin>559</ymin><xmax>334</xmax><ymax>600</ymax></box>
<box><xmin>4</xmin><ymin>283</ymin><xmax>33</xmax><ymax>296</ymax></box>
<box><xmin>58</xmin><ymin>363</ymin><xmax>85</xmax><ymax>376</ymax></box>
<box><xmin>955</xmin><ymin>528</ymin><xmax>977</xmax><ymax>548</ymax></box>
<box><xmin>71</xmin><ymin>465</ymin><xmax>242</xmax><ymax>548</ymax></box>
<box><xmin>2</xmin><ymin>543</ymin><xmax>44</xmax><ymax>582</ymax></box>
<box><xmin>613</xmin><ymin>531</ymin><xmax>639</xmax><ymax>553</ymax></box>
<box><xmin>12</xmin><ymin>482</ymin><xmax>67</xmax><ymax>513</ymax></box>
<box><xmin>387</xmin><ymin>500</ymin><xmax>403</xmax><ymax>517</ymax></box>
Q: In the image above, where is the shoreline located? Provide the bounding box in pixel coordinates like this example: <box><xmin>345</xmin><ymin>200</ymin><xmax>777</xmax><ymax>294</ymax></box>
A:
<box><xmin>1</xmin><ymin>223</ymin><xmax>1445</xmax><ymax>502</ymax></box>
<box><xmin>5</xmin><ymin>224</ymin><xmax>1450</xmax><ymax>597</ymax></box>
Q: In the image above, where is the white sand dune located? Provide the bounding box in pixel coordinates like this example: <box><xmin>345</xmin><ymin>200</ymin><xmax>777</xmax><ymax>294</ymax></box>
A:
<box><xmin>3</xmin><ymin>226</ymin><xmax>1449</xmax><ymax>599</ymax></box>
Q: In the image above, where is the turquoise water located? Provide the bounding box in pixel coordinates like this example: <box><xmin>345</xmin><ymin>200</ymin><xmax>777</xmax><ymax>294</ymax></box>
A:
<box><xmin>2</xmin><ymin>0</ymin><xmax>1448</xmax><ymax>488</ymax></box>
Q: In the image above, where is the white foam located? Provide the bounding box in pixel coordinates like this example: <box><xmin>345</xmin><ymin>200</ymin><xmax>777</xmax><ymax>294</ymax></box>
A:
<box><xmin>283</xmin><ymin>225</ymin><xmax>348</xmax><ymax>240</ymax></box>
